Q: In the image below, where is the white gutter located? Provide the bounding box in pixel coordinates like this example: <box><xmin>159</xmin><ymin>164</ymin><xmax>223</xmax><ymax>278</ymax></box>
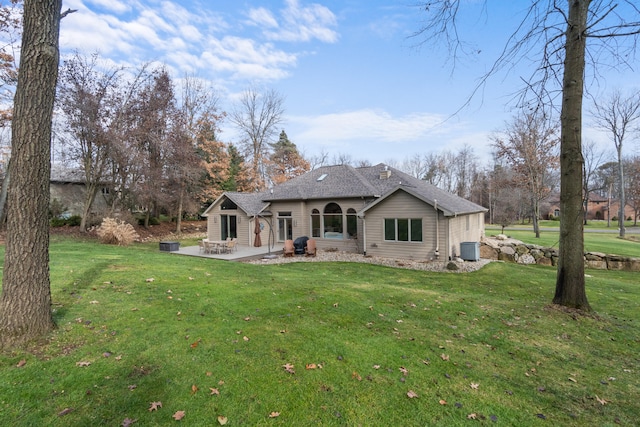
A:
<box><xmin>434</xmin><ymin>199</ymin><xmax>439</xmax><ymax>260</ymax></box>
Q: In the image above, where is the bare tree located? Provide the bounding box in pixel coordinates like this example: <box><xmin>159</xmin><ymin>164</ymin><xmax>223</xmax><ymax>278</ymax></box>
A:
<box><xmin>173</xmin><ymin>75</ymin><xmax>221</xmax><ymax>233</ymax></box>
<box><xmin>0</xmin><ymin>0</ymin><xmax>63</xmax><ymax>347</ymax></box>
<box><xmin>590</xmin><ymin>89</ymin><xmax>640</xmax><ymax>237</ymax></box>
<box><xmin>398</xmin><ymin>153</ymin><xmax>429</xmax><ymax>179</ymax></box>
<box><xmin>492</xmin><ymin>112</ymin><xmax>559</xmax><ymax>238</ymax></box>
<box><xmin>230</xmin><ymin>86</ymin><xmax>285</xmax><ymax>191</ymax></box>
<box><xmin>56</xmin><ymin>51</ymin><xmax>122</xmax><ymax>230</ymax></box>
<box><xmin>626</xmin><ymin>156</ymin><xmax>640</xmax><ymax>225</ymax></box>
<box><xmin>414</xmin><ymin>0</ymin><xmax>640</xmax><ymax>310</ymax></box>
<box><xmin>308</xmin><ymin>148</ymin><xmax>329</xmax><ymax>170</ymax></box>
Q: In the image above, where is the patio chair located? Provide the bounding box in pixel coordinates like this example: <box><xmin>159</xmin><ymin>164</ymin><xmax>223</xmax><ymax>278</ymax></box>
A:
<box><xmin>283</xmin><ymin>239</ymin><xmax>294</xmax><ymax>257</ymax></box>
<box><xmin>305</xmin><ymin>239</ymin><xmax>317</xmax><ymax>257</ymax></box>
<box><xmin>198</xmin><ymin>240</ymin><xmax>206</xmax><ymax>254</ymax></box>
<box><xmin>225</xmin><ymin>239</ymin><xmax>236</xmax><ymax>254</ymax></box>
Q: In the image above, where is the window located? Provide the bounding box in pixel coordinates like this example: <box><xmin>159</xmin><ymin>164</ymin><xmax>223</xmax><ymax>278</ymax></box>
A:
<box><xmin>323</xmin><ymin>202</ymin><xmax>343</xmax><ymax>238</ymax></box>
<box><xmin>221</xmin><ymin>215</ymin><xmax>237</xmax><ymax>240</ymax></box>
<box><xmin>346</xmin><ymin>208</ymin><xmax>357</xmax><ymax>239</ymax></box>
<box><xmin>278</xmin><ymin>212</ymin><xmax>293</xmax><ymax>241</ymax></box>
<box><xmin>221</xmin><ymin>199</ymin><xmax>238</xmax><ymax>210</ymax></box>
<box><xmin>384</xmin><ymin>218</ymin><xmax>422</xmax><ymax>242</ymax></box>
<box><xmin>311</xmin><ymin>209</ymin><xmax>321</xmax><ymax>238</ymax></box>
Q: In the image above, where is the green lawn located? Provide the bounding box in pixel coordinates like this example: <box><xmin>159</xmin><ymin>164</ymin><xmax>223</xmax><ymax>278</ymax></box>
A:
<box><xmin>0</xmin><ymin>238</ymin><xmax>638</xmax><ymax>426</ymax></box>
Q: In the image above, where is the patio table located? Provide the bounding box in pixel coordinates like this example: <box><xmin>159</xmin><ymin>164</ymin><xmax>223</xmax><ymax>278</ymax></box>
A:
<box><xmin>204</xmin><ymin>240</ymin><xmax>228</xmax><ymax>254</ymax></box>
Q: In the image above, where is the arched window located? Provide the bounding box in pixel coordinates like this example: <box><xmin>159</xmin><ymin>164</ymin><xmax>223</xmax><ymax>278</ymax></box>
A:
<box><xmin>323</xmin><ymin>203</ymin><xmax>343</xmax><ymax>239</ymax></box>
<box><xmin>346</xmin><ymin>208</ymin><xmax>357</xmax><ymax>239</ymax></box>
<box><xmin>311</xmin><ymin>209</ymin><xmax>321</xmax><ymax>238</ymax></box>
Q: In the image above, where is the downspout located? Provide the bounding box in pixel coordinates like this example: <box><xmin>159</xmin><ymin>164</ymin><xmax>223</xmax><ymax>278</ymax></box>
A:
<box><xmin>434</xmin><ymin>203</ymin><xmax>440</xmax><ymax>259</ymax></box>
<box><xmin>362</xmin><ymin>217</ymin><xmax>367</xmax><ymax>256</ymax></box>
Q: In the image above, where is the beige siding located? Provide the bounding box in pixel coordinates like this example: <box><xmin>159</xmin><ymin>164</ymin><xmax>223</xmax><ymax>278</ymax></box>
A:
<box><xmin>446</xmin><ymin>212</ymin><xmax>485</xmax><ymax>259</ymax></box>
<box><xmin>363</xmin><ymin>191</ymin><xmax>440</xmax><ymax>260</ymax></box>
<box><xmin>205</xmin><ymin>205</ymin><xmax>252</xmax><ymax>247</ymax></box>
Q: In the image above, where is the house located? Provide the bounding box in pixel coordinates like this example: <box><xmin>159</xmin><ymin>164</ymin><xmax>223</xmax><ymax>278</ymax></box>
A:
<box><xmin>547</xmin><ymin>192</ymin><xmax>635</xmax><ymax>222</ymax></box>
<box><xmin>202</xmin><ymin>163</ymin><xmax>487</xmax><ymax>261</ymax></box>
<box><xmin>50</xmin><ymin>166</ymin><xmax>109</xmax><ymax>217</ymax></box>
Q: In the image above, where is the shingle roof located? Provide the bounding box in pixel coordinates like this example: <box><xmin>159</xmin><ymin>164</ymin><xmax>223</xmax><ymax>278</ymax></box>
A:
<box><xmin>264</xmin><ymin>164</ymin><xmax>378</xmax><ymax>200</ymax></box>
<box><xmin>265</xmin><ymin>163</ymin><xmax>487</xmax><ymax>216</ymax></box>
<box><xmin>202</xmin><ymin>192</ymin><xmax>269</xmax><ymax>217</ymax></box>
<box><xmin>205</xmin><ymin>163</ymin><xmax>487</xmax><ymax>217</ymax></box>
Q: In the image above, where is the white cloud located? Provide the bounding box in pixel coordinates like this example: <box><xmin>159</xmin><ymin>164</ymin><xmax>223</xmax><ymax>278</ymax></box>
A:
<box><xmin>86</xmin><ymin>0</ymin><xmax>131</xmax><ymax>14</ymax></box>
<box><xmin>247</xmin><ymin>7</ymin><xmax>279</xmax><ymax>28</ymax></box>
<box><xmin>263</xmin><ymin>0</ymin><xmax>339</xmax><ymax>43</ymax></box>
<box><xmin>202</xmin><ymin>36</ymin><xmax>297</xmax><ymax>81</ymax></box>
<box><xmin>291</xmin><ymin>109</ymin><xmax>446</xmax><ymax>145</ymax></box>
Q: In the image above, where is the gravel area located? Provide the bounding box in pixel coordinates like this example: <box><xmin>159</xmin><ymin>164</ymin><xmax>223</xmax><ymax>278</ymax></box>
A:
<box><xmin>245</xmin><ymin>250</ymin><xmax>491</xmax><ymax>273</ymax></box>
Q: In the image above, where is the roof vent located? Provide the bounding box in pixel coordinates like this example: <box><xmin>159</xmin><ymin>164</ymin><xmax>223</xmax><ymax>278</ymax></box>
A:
<box><xmin>380</xmin><ymin>168</ymin><xmax>391</xmax><ymax>179</ymax></box>
<box><xmin>317</xmin><ymin>173</ymin><xmax>328</xmax><ymax>181</ymax></box>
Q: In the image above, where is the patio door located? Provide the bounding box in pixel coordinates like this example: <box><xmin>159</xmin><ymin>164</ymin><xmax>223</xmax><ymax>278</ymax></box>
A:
<box><xmin>278</xmin><ymin>212</ymin><xmax>293</xmax><ymax>241</ymax></box>
<box><xmin>221</xmin><ymin>214</ymin><xmax>237</xmax><ymax>240</ymax></box>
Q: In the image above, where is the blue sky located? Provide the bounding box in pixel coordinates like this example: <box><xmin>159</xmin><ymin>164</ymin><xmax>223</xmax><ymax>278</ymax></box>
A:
<box><xmin>58</xmin><ymin>0</ymin><xmax>638</xmax><ymax>166</ymax></box>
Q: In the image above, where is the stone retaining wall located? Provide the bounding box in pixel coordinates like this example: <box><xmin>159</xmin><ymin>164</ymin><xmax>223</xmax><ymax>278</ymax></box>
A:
<box><xmin>481</xmin><ymin>236</ymin><xmax>640</xmax><ymax>272</ymax></box>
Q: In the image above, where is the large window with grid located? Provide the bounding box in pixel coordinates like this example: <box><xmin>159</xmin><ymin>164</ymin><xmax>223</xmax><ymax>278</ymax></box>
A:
<box><xmin>384</xmin><ymin>218</ymin><xmax>422</xmax><ymax>242</ymax></box>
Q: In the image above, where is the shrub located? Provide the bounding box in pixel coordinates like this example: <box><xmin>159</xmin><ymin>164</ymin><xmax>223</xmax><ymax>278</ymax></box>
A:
<box><xmin>67</xmin><ymin>215</ymin><xmax>82</xmax><ymax>227</ymax></box>
<box><xmin>97</xmin><ymin>217</ymin><xmax>139</xmax><ymax>246</ymax></box>
<box><xmin>50</xmin><ymin>217</ymin><xmax>67</xmax><ymax>228</ymax></box>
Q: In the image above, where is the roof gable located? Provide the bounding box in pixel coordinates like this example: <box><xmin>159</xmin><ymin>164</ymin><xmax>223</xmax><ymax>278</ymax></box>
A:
<box><xmin>202</xmin><ymin>192</ymin><xmax>269</xmax><ymax>217</ymax></box>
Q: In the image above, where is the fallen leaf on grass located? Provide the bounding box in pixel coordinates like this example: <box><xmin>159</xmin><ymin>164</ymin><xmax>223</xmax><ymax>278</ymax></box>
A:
<box><xmin>568</xmin><ymin>377</ymin><xmax>577</xmax><ymax>383</ymax></box>
<box><xmin>121</xmin><ymin>418</ymin><xmax>137</xmax><ymax>427</ymax></box>
<box><xmin>16</xmin><ymin>359</ymin><xmax>26</xmax><ymax>368</ymax></box>
<box><xmin>210</xmin><ymin>388</ymin><xmax>220</xmax><ymax>395</ymax></box>
<box><xmin>595</xmin><ymin>395</ymin><xmax>608</xmax><ymax>405</ymax></box>
<box><xmin>89</xmin><ymin>300</ymin><xmax>99</xmax><ymax>304</ymax></box>
<box><xmin>191</xmin><ymin>384</ymin><xmax>198</xmax><ymax>394</ymax></box>
<box><xmin>57</xmin><ymin>407</ymin><xmax>74</xmax><ymax>417</ymax></box>
<box><xmin>148</xmin><ymin>401</ymin><xmax>162</xmax><ymax>411</ymax></box>
<box><xmin>190</xmin><ymin>338</ymin><xmax>201</xmax><ymax>349</ymax></box>
<box><xmin>172</xmin><ymin>411</ymin><xmax>185</xmax><ymax>420</ymax></box>
<box><xmin>373</xmin><ymin>365</ymin><xmax>381</xmax><ymax>370</ymax></box>
<box><xmin>399</xmin><ymin>367</ymin><xmax>408</xmax><ymax>375</ymax></box>
<box><xmin>439</xmin><ymin>399</ymin><xmax>447</xmax><ymax>405</ymax></box>
<box><xmin>467</xmin><ymin>413</ymin><xmax>477</xmax><ymax>420</ymax></box>
<box><xmin>146</xmin><ymin>278</ymin><xmax>154</xmax><ymax>282</ymax></box>
<box><xmin>76</xmin><ymin>361</ymin><xmax>91</xmax><ymax>367</ymax></box>
<box><xmin>352</xmin><ymin>371</ymin><xmax>362</xmax><ymax>381</ymax></box>
<box><xmin>269</xmin><ymin>412</ymin><xmax>280</xmax><ymax>418</ymax></box>
<box><xmin>407</xmin><ymin>390</ymin><xmax>419</xmax><ymax>399</ymax></box>
<box><xmin>243</xmin><ymin>336</ymin><xmax>250</xmax><ymax>341</ymax></box>
<box><xmin>306</xmin><ymin>363</ymin><xmax>318</xmax><ymax>370</ymax></box>
<box><xmin>470</xmin><ymin>383</ymin><xmax>479</xmax><ymax>389</ymax></box>
<box><xmin>440</xmin><ymin>353</ymin><xmax>450</xmax><ymax>361</ymax></box>
<box><xmin>217</xmin><ymin>415</ymin><xmax>228</xmax><ymax>425</ymax></box>
<box><xmin>283</xmin><ymin>363</ymin><xmax>295</xmax><ymax>374</ymax></box>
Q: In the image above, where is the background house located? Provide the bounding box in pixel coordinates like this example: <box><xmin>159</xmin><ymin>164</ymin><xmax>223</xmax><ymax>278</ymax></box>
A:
<box><xmin>203</xmin><ymin>164</ymin><xmax>487</xmax><ymax>261</ymax></box>
<box><xmin>50</xmin><ymin>166</ymin><xmax>109</xmax><ymax>218</ymax></box>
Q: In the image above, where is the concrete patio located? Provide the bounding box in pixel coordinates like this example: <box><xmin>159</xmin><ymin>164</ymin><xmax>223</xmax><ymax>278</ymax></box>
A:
<box><xmin>168</xmin><ymin>242</ymin><xmax>282</xmax><ymax>261</ymax></box>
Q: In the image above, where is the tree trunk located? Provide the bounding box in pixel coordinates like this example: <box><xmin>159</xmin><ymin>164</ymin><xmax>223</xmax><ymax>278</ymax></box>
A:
<box><xmin>553</xmin><ymin>0</ymin><xmax>591</xmax><ymax>311</ymax></box>
<box><xmin>0</xmin><ymin>0</ymin><xmax>62</xmax><ymax>347</ymax></box>
<box><xmin>175</xmin><ymin>183</ymin><xmax>184</xmax><ymax>234</ymax></box>
<box><xmin>533</xmin><ymin>196</ymin><xmax>540</xmax><ymax>238</ymax></box>
<box><xmin>0</xmin><ymin>165</ymin><xmax>9</xmax><ymax>227</ymax></box>
<box><xmin>617</xmin><ymin>147</ymin><xmax>625</xmax><ymax>238</ymax></box>
<box><xmin>80</xmin><ymin>182</ymin><xmax>99</xmax><ymax>230</ymax></box>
